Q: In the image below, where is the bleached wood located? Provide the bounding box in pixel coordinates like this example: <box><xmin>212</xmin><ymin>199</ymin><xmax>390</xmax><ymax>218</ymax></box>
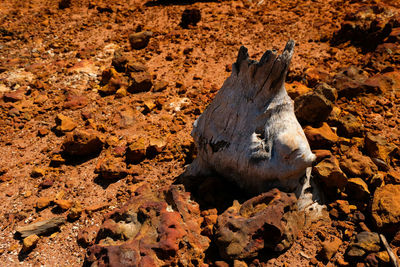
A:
<box><xmin>186</xmin><ymin>40</ymin><xmax>316</xmax><ymax>194</ymax></box>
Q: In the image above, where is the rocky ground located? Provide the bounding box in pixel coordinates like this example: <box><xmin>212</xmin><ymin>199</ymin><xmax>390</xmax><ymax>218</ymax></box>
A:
<box><xmin>1</xmin><ymin>0</ymin><xmax>400</xmax><ymax>266</ymax></box>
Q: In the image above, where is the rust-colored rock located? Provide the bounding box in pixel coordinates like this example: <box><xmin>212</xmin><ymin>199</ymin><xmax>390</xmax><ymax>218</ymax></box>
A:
<box><xmin>94</xmin><ymin>156</ymin><xmax>127</xmax><ymax>179</ymax></box>
<box><xmin>86</xmin><ymin>185</ymin><xmax>210</xmax><ymax>266</ymax></box>
<box><xmin>36</xmin><ymin>197</ymin><xmax>52</xmax><ymax>209</ymax></box>
<box><xmin>365</xmin><ymin>132</ymin><xmax>397</xmax><ymax>164</ymax></box>
<box><xmin>320</xmin><ymin>235</ymin><xmax>342</xmax><ymax>260</ymax></box>
<box><xmin>215</xmin><ymin>189</ymin><xmax>303</xmax><ymax>260</ymax></box>
<box><xmin>340</xmin><ymin>146</ymin><xmax>377</xmax><ymax>178</ymax></box>
<box><xmin>126</xmin><ymin>137</ymin><xmax>148</xmax><ymax>164</ymax></box>
<box><xmin>62</xmin><ymin>129</ymin><xmax>104</xmax><ymax>156</ymax></box>
<box><xmin>55</xmin><ymin>114</ymin><xmax>77</xmax><ymax>133</ymax></box>
<box><xmin>129</xmin><ymin>31</ymin><xmax>153</xmax><ymax>50</ymax></box>
<box><xmin>22</xmin><ymin>234</ymin><xmax>39</xmax><ymax>252</ymax></box>
<box><xmin>127</xmin><ymin>71</ymin><xmax>153</xmax><ymax>93</ymax></box>
<box><xmin>372</xmin><ymin>184</ymin><xmax>400</xmax><ymax>234</ymax></box>
<box><xmin>285</xmin><ymin>82</ymin><xmax>312</xmax><ymax>99</ymax></box>
<box><xmin>313</xmin><ymin>155</ymin><xmax>347</xmax><ymax>190</ymax></box>
<box><xmin>54</xmin><ymin>199</ymin><xmax>73</xmax><ymax>210</ymax></box>
<box><xmin>304</xmin><ymin>122</ymin><xmax>338</xmax><ymax>149</ymax></box>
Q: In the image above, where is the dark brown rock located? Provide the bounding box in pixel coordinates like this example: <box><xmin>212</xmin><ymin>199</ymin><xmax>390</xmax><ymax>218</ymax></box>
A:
<box><xmin>320</xmin><ymin>235</ymin><xmax>342</xmax><ymax>260</ymax></box>
<box><xmin>304</xmin><ymin>122</ymin><xmax>338</xmax><ymax>149</ymax></box>
<box><xmin>127</xmin><ymin>71</ymin><xmax>153</xmax><ymax>93</ymax></box>
<box><xmin>129</xmin><ymin>31</ymin><xmax>153</xmax><ymax>50</ymax></box>
<box><xmin>59</xmin><ymin>0</ymin><xmax>71</xmax><ymax>9</ymax></box>
<box><xmin>347</xmin><ymin>232</ymin><xmax>381</xmax><ymax>258</ymax></box>
<box><xmin>62</xmin><ymin>129</ymin><xmax>104</xmax><ymax>156</ymax></box>
<box><xmin>180</xmin><ymin>9</ymin><xmax>201</xmax><ymax>28</ymax></box>
<box><xmin>294</xmin><ymin>91</ymin><xmax>333</xmax><ymax>124</ymax></box>
<box><xmin>215</xmin><ymin>189</ymin><xmax>303</xmax><ymax>260</ymax></box>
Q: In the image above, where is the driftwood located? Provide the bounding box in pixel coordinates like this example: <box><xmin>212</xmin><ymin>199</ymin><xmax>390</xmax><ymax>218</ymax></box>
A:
<box><xmin>15</xmin><ymin>216</ymin><xmax>66</xmax><ymax>238</ymax></box>
<box><xmin>185</xmin><ymin>40</ymin><xmax>316</xmax><ymax>194</ymax></box>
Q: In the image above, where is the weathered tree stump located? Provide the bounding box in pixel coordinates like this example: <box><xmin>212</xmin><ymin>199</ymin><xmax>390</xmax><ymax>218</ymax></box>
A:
<box><xmin>185</xmin><ymin>40</ymin><xmax>316</xmax><ymax>195</ymax></box>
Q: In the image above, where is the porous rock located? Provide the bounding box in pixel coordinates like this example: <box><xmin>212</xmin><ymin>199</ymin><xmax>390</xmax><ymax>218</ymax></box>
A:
<box><xmin>372</xmin><ymin>184</ymin><xmax>400</xmax><ymax>234</ymax></box>
<box><xmin>86</xmin><ymin>185</ymin><xmax>210</xmax><ymax>266</ymax></box>
<box><xmin>340</xmin><ymin>146</ymin><xmax>377</xmax><ymax>178</ymax></box>
<box><xmin>215</xmin><ymin>188</ymin><xmax>303</xmax><ymax>260</ymax></box>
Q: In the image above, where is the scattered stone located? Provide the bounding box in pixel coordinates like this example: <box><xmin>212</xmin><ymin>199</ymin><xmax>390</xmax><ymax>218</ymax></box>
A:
<box><xmin>320</xmin><ymin>235</ymin><xmax>342</xmax><ymax>260</ymax></box>
<box><xmin>15</xmin><ymin>216</ymin><xmax>66</xmax><ymax>238</ymax></box>
<box><xmin>376</xmin><ymin>251</ymin><xmax>390</xmax><ymax>264</ymax></box>
<box><xmin>94</xmin><ymin>156</ymin><xmax>127</xmax><ymax>179</ymax></box>
<box><xmin>99</xmin><ymin>68</ymin><xmax>124</xmax><ymax>95</ymax></box>
<box><xmin>313</xmin><ymin>149</ymin><xmax>333</xmax><ymax>163</ymax></box>
<box><xmin>386</xmin><ymin>169</ymin><xmax>400</xmax><ymax>184</ymax></box>
<box><xmin>372</xmin><ymin>184</ymin><xmax>400</xmax><ymax>234</ymax></box>
<box><xmin>39</xmin><ymin>178</ymin><xmax>54</xmax><ymax>189</ymax></box>
<box><xmin>332</xmin><ymin>66</ymin><xmax>369</xmax><ymax>98</ymax></box>
<box><xmin>294</xmin><ymin>91</ymin><xmax>333</xmax><ymax>124</ymax></box>
<box><xmin>55</xmin><ymin>114</ymin><xmax>77</xmax><ymax>133</ymax></box>
<box><xmin>63</xmin><ymin>95</ymin><xmax>88</xmax><ymax>110</ymax></box>
<box><xmin>37</xmin><ymin>128</ymin><xmax>49</xmax><ymax>137</ymax></box>
<box><xmin>58</xmin><ymin>0</ymin><xmax>71</xmax><ymax>9</ymax></box>
<box><xmin>146</xmin><ymin>137</ymin><xmax>166</xmax><ymax>158</ymax></box>
<box><xmin>365</xmin><ymin>132</ymin><xmax>397</xmax><ymax>164</ymax></box>
<box><xmin>68</xmin><ymin>202</ymin><xmax>83</xmax><ymax>220</ymax></box>
<box><xmin>304</xmin><ymin>122</ymin><xmax>338</xmax><ymax>149</ymax></box>
<box><xmin>87</xmin><ymin>185</ymin><xmax>210</xmax><ymax>266</ymax></box>
<box><xmin>315</xmin><ymin>83</ymin><xmax>338</xmax><ymax>102</ymax></box>
<box><xmin>111</xmin><ymin>50</ymin><xmax>128</xmax><ymax>73</ymax></box>
<box><xmin>180</xmin><ymin>8</ymin><xmax>201</xmax><ymax>28</ymax></box>
<box><xmin>62</xmin><ymin>129</ymin><xmax>104</xmax><ymax>156</ymax></box>
<box><xmin>153</xmin><ymin>80</ymin><xmax>168</xmax><ymax>92</ymax></box>
<box><xmin>330</xmin><ymin>112</ymin><xmax>364</xmax><ymax>137</ymax></box>
<box><xmin>30</xmin><ymin>167</ymin><xmax>45</xmax><ymax>178</ymax></box>
<box><xmin>127</xmin><ymin>71</ymin><xmax>153</xmax><ymax>93</ymax></box>
<box><xmin>346</xmin><ymin>178</ymin><xmax>370</xmax><ymax>200</ymax></box>
<box><xmin>332</xmin><ymin>5</ymin><xmax>394</xmax><ymax>51</ymax></box>
<box><xmin>129</xmin><ymin>31</ymin><xmax>153</xmax><ymax>50</ymax></box>
<box><xmin>36</xmin><ymin>197</ymin><xmax>52</xmax><ymax>209</ymax></box>
<box><xmin>340</xmin><ymin>146</ymin><xmax>377</xmax><ymax>178</ymax></box>
<box><xmin>215</xmin><ymin>189</ymin><xmax>303</xmax><ymax>260</ymax></box>
<box><xmin>233</xmin><ymin>260</ymin><xmax>248</xmax><ymax>267</ymax></box>
<box><xmin>313</xmin><ymin>155</ymin><xmax>347</xmax><ymax>191</ymax></box>
<box><xmin>126</xmin><ymin>137</ymin><xmax>147</xmax><ymax>164</ymax></box>
<box><xmin>22</xmin><ymin>234</ymin><xmax>39</xmax><ymax>252</ymax></box>
<box><xmin>285</xmin><ymin>81</ymin><xmax>312</xmax><ymax>99</ymax></box>
<box><xmin>347</xmin><ymin>232</ymin><xmax>381</xmax><ymax>258</ymax></box>
<box><xmin>3</xmin><ymin>89</ymin><xmax>24</xmax><ymax>102</ymax></box>
<box><xmin>54</xmin><ymin>199</ymin><xmax>73</xmax><ymax>210</ymax></box>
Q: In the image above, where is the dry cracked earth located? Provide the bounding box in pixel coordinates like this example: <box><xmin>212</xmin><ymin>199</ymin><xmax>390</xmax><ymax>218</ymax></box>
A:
<box><xmin>1</xmin><ymin>0</ymin><xmax>400</xmax><ymax>266</ymax></box>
